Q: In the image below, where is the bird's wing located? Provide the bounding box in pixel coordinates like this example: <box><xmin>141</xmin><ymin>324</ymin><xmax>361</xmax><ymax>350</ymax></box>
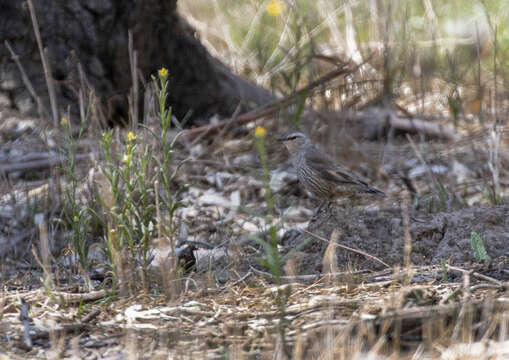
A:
<box><xmin>304</xmin><ymin>146</ymin><xmax>368</xmax><ymax>187</ymax></box>
<box><xmin>304</xmin><ymin>146</ymin><xmax>384</xmax><ymax>196</ymax></box>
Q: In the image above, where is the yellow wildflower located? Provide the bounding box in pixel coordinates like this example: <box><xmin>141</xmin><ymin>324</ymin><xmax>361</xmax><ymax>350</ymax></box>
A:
<box><xmin>127</xmin><ymin>131</ymin><xmax>136</xmax><ymax>141</ymax></box>
<box><xmin>255</xmin><ymin>126</ymin><xmax>267</xmax><ymax>137</ymax></box>
<box><xmin>73</xmin><ymin>215</ymin><xmax>78</xmax><ymax>222</ymax></box>
<box><xmin>266</xmin><ymin>0</ymin><xmax>286</xmax><ymax>17</ymax></box>
<box><xmin>60</xmin><ymin>116</ymin><xmax>68</xmax><ymax>126</ymax></box>
<box><xmin>158</xmin><ymin>67</ymin><xmax>168</xmax><ymax>78</ymax></box>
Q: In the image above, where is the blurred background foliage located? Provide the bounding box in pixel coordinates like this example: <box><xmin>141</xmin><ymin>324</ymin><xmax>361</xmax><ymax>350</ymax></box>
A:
<box><xmin>180</xmin><ymin>0</ymin><xmax>509</xmax><ymax>120</ymax></box>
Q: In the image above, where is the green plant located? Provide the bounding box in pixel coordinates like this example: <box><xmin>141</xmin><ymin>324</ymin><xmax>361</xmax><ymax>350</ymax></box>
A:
<box><xmin>150</xmin><ymin>69</ymin><xmax>189</xmax><ymax>249</ymax></box>
<box><xmin>470</xmin><ymin>231</ymin><xmax>491</xmax><ymax>261</ymax></box>
<box><xmin>249</xmin><ymin>126</ymin><xmax>313</xmax><ymax>357</ymax></box>
<box><xmin>441</xmin><ymin>259</ymin><xmax>448</xmax><ymax>283</ymax></box>
<box><xmin>487</xmin><ymin>128</ymin><xmax>502</xmax><ymax>204</ymax></box>
<box><xmin>59</xmin><ymin>116</ymin><xmax>92</xmax><ymax>271</ymax></box>
<box><xmin>96</xmin><ymin>68</ymin><xmax>187</xmax><ymax>294</ymax></box>
<box><xmin>251</xmin><ymin>126</ymin><xmax>303</xmax><ymax>282</ymax></box>
<box><xmin>100</xmin><ymin>128</ymin><xmax>159</xmax><ymax>282</ymax></box>
<box><xmin>435</xmin><ymin>180</ymin><xmax>450</xmax><ymax>213</ymax></box>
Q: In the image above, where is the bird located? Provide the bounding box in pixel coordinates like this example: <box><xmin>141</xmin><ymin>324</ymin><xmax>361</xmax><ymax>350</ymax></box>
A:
<box><xmin>277</xmin><ymin>131</ymin><xmax>384</xmax><ymax>212</ymax></box>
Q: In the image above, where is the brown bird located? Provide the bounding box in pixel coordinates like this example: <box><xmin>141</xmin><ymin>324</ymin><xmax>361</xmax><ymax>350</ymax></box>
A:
<box><xmin>278</xmin><ymin>131</ymin><xmax>384</xmax><ymax>210</ymax></box>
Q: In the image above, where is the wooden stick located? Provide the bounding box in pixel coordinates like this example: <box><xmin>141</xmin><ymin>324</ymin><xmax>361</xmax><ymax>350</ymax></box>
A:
<box><xmin>298</xmin><ymin>228</ymin><xmax>391</xmax><ymax>268</ymax></box>
<box><xmin>5</xmin><ymin>41</ymin><xmax>49</xmax><ymax>120</ymax></box>
<box><xmin>27</xmin><ymin>0</ymin><xmax>59</xmax><ymax>126</ymax></box>
<box><xmin>181</xmin><ymin>64</ymin><xmax>355</xmax><ymax>141</ymax></box>
<box><xmin>447</xmin><ymin>265</ymin><xmax>505</xmax><ymax>288</ymax></box>
<box><xmin>345</xmin><ymin>108</ymin><xmax>460</xmax><ymax>141</ymax></box>
<box><xmin>0</xmin><ymin>153</ymin><xmax>93</xmax><ymax>174</ymax></box>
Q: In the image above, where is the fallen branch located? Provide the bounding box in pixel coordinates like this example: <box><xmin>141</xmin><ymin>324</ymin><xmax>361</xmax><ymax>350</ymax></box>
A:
<box><xmin>346</xmin><ymin>108</ymin><xmax>460</xmax><ymax>141</ymax></box>
<box><xmin>181</xmin><ymin>64</ymin><xmax>355</xmax><ymax>141</ymax></box>
<box><xmin>249</xmin><ymin>264</ymin><xmax>371</xmax><ymax>282</ymax></box>
<box><xmin>447</xmin><ymin>265</ymin><xmax>506</xmax><ymax>289</ymax></box>
<box><xmin>0</xmin><ymin>153</ymin><xmax>93</xmax><ymax>174</ymax></box>
<box><xmin>5</xmin><ymin>41</ymin><xmax>49</xmax><ymax>120</ymax></box>
<box><xmin>2</xmin><ymin>289</ymin><xmax>108</xmax><ymax>305</ymax></box>
<box><xmin>295</xmin><ymin>298</ymin><xmax>509</xmax><ymax>341</ymax></box>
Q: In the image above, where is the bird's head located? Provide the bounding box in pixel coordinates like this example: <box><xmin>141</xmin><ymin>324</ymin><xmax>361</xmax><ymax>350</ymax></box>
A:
<box><xmin>277</xmin><ymin>131</ymin><xmax>310</xmax><ymax>154</ymax></box>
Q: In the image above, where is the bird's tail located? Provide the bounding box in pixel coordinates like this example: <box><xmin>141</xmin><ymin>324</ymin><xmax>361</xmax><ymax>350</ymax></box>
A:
<box><xmin>366</xmin><ymin>187</ymin><xmax>385</xmax><ymax>197</ymax></box>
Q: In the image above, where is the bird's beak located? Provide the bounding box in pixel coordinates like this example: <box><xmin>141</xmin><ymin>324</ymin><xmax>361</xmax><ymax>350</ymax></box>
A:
<box><xmin>276</xmin><ymin>136</ymin><xmax>286</xmax><ymax>142</ymax></box>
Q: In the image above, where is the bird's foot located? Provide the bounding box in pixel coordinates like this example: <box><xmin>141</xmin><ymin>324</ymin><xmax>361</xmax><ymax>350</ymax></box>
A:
<box><xmin>311</xmin><ymin>201</ymin><xmax>333</xmax><ymax>221</ymax></box>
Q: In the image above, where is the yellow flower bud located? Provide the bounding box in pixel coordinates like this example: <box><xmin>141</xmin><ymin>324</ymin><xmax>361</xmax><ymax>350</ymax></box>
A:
<box><xmin>158</xmin><ymin>67</ymin><xmax>168</xmax><ymax>78</ymax></box>
<box><xmin>127</xmin><ymin>131</ymin><xmax>136</xmax><ymax>141</ymax></box>
<box><xmin>255</xmin><ymin>126</ymin><xmax>267</xmax><ymax>138</ymax></box>
<box><xmin>266</xmin><ymin>0</ymin><xmax>286</xmax><ymax>17</ymax></box>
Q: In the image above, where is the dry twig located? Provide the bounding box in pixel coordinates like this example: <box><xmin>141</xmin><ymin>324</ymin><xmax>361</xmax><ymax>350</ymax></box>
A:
<box><xmin>181</xmin><ymin>64</ymin><xmax>355</xmax><ymax>141</ymax></box>
<box><xmin>298</xmin><ymin>228</ymin><xmax>390</xmax><ymax>268</ymax></box>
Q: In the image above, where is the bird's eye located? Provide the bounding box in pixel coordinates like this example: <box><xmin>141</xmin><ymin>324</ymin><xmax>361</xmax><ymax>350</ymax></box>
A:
<box><xmin>288</xmin><ymin>136</ymin><xmax>297</xmax><ymax>140</ymax></box>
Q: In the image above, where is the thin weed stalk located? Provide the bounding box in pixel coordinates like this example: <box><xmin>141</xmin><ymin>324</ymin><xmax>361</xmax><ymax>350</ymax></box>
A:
<box><xmin>54</xmin><ymin>116</ymin><xmax>93</xmax><ymax>276</ymax></box>
<box><xmin>128</xmin><ymin>31</ymin><xmax>139</xmax><ymax>128</ymax></box>
<box><xmin>252</xmin><ymin>125</ymin><xmax>291</xmax><ymax>358</ymax></box>
<box><xmin>4</xmin><ymin>41</ymin><xmax>49</xmax><ymax>120</ymax></box>
<box><xmin>152</xmin><ymin>68</ymin><xmax>189</xmax><ymax>297</ymax></box>
<box><xmin>27</xmin><ymin>0</ymin><xmax>59</xmax><ymax>126</ymax></box>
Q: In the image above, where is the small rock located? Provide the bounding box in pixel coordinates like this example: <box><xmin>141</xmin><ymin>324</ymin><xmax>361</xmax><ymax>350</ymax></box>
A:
<box><xmin>232</xmin><ymin>154</ymin><xmax>258</xmax><ymax>167</ymax></box>
<box><xmin>408</xmin><ymin>164</ymin><xmax>447</xmax><ymax>178</ymax></box>
<box><xmin>220</xmin><ymin>139</ymin><xmax>252</xmax><ymax>153</ymax></box>
<box><xmin>241</xmin><ymin>221</ymin><xmax>260</xmax><ymax>233</ymax></box>
<box><xmin>13</xmin><ymin>92</ymin><xmax>34</xmax><ymax>115</ymax></box>
<box><xmin>247</xmin><ymin>177</ymin><xmax>264</xmax><ymax>188</ymax></box>
<box><xmin>195</xmin><ymin>247</ymin><xmax>228</xmax><ymax>272</ymax></box>
<box><xmin>198</xmin><ymin>190</ymin><xmax>232</xmax><ymax>208</ymax></box>
<box><xmin>230</xmin><ymin>190</ymin><xmax>241</xmax><ymax>208</ymax></box>
<box><xmin>0</xmin><ymin>71</ymin><xmax>21</xmax><ymax>90</ymax></box>
<box><xmin>270</xmin><ymin>170</ymin><xmax>298</xmax><ymax>193</ymax></box>
<box><xmin>0</xmin><ymin>93</ymin><xmax>11</xmax><ymax>108</ymax></box>
<box><xmin>283</xmin><ymin>206</ymin><xmax>313</xmax><ymax>222</ymax></box>
<box><xmin>180</xmin><ymin>206</ymin><xmax>198</xmax><ymax>219</ymax></box>
<box><xmin>215</xmin><ymin>172</ymin><xmax>235</xmax><ymax>189</ymax></box>
<box><xmin>451</xmin><ymin>160</ymin><xmax>472</xmax><ymax>184</ymax></box>
<box><xmin>190</xmin><ymin>143</ymin><xmax>205</xmax><ymax>158</ymax></box>
<box><xmin>151</xmin><ymin>244</ymin><xmax>196</xmax><ymax>273</ymax></box>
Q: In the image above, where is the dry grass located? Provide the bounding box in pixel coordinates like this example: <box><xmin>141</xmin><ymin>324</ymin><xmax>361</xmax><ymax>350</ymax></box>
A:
<box><xmin>1</xmin><ymin>266</ymin><xmax>508</xmax><ymax>358</ymax></box>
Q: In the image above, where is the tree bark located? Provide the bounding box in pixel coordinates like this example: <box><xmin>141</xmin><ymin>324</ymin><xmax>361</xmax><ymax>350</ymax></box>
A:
<box><xmin>0</xmin><ymin>0</ymin><xmax>273</xmax><ymax>126</ymax></box>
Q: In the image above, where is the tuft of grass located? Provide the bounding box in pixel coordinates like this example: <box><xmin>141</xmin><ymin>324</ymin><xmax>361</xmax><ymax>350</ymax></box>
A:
<box><xmin>57</xmin><ymin>116</ymin><xmax>93</xmax><ymax>273</ymax></box>
<box><xmin>102</xmin><ymin>69</ymin><xmax>188</xmax><ymax>295</ymax></box>
<box><xmin>470</xmin><ymin>231</ymin><xmax>491</xmax><ymax>262</ymax></box>
<box><xmin>441</xmin><ymin>259</ymin><xmax>449</xmax><ymax>283</ymax></box>
<box><xmin>57</xmin><ymin>68</ymin><xmax>188</xmax><ymax>297</ymax></box>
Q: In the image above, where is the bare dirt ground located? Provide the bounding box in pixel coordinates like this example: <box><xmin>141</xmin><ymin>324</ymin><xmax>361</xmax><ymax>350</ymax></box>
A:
<box><xmin>1</xmin><ymin>106</ymin><xmax>508</xmax><ymax>358</ymax></box>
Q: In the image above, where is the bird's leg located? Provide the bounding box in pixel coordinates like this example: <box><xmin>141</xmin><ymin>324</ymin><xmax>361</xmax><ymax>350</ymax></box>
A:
<box><xmin>312</xmin><ymin>200</ymin><xmax>331</xmax><ymax>220</ymax></box>
<box><xmin>311</xmin><ymin>202</ymin><xmax>324</xmax><ymax>220</ymax></box>
<box><xmin>317</xmin><ymin>200</ymin><xmax>327</xmax><ymax>214</ymax></box>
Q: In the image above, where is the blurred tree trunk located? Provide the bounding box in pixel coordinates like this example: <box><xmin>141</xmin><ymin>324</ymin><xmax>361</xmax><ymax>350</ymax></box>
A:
<box><xmin>0</xmin><ymin>0</ymin><xmax>272</xmax><ymax>126</ymax></box>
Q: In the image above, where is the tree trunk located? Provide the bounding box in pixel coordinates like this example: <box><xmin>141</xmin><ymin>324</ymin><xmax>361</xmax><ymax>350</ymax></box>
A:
<box><xmin>0</xmin><ymin>0</ymin><xmax>273</xmax><ymax>126</ymax></box>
